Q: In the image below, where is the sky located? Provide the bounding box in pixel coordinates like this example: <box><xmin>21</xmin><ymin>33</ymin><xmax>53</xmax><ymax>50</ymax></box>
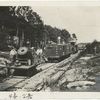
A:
<box><xmin>32</xmin><ymin>6</ymin><xmax>100</xmax><ymax>43</ymax></box>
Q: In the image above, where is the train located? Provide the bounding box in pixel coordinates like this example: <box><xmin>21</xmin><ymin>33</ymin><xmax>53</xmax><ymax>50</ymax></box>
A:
<box><xmin>2</xmin><ymin>42</ymin><xmax>77</xmax><ymax>77</ymax></box>
<box><xmin>44</xmin><ymin>36</ymin><xmax>78</xmax><ymax>62</ymax></box>
<box><xmin>11</xmin><ymin>41</ymin><xmax>78</xmax><ymax>76</ymax></box>
<box><xmin>44</xmin><ymin>42</ymin><xmax>78</xmax><ymax>62</ymax></box>
<box><xmin>0</xmin><ymin>35</ymin><xmax>78</xmax><ymax>77</ymax></box>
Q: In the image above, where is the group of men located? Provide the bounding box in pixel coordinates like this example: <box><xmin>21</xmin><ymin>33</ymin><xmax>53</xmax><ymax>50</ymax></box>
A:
<box><xmin>9</xmin><ymin>46</ymin><xmax>47</xmax><ymax>65</ymax></box>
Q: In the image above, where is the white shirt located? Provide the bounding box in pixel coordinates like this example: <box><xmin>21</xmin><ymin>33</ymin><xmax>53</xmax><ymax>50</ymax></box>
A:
<box><xmin>10</xmin><ymin>49</ymin><xmax>17</xmax><ymax>56</ymax></box>
<box><xmin>36</xmin><ymin>49</ymin><xmax>43</xmax><ymax>55</ymax></box>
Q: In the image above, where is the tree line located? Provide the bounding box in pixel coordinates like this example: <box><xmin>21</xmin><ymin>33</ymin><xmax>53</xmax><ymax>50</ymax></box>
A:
<box><xmin>0</xmin><ymin>6</ymin><xmax>72</xmax><ymax>51</ymax></box>
<box><xmin>85</xmin><ymin>40</ymin><xmax>100</xmax><ymax>54</ymax></box>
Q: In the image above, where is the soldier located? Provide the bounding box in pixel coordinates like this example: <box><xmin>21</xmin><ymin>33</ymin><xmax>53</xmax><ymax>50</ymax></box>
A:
<box><xmin>9</xmin><ymin>46</ymin><xmax>17</xmax><ymax>77</ymax></box>
<box><xmin>36</xmin><ymin>46</ymin><xmax>43</xmax><ymax>55</ymax></box>
<box><xmin>36</xmin><ymin>47</ymin><xmax>48</xmax><ymax>63</ymax></box>
<box><xmin>9</xmin><ymin>46</ymin><xmax>17</xmax><ymax>64</ymax></box>
<box><xmin>35</xmin><ymin>47</ymin><xmax>42</xmax><ymax>63</ymax></box>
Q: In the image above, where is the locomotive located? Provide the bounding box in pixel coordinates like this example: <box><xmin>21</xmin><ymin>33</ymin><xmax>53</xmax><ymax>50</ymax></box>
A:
<box><xmin>44</xmin><ymin>43</ymin><xmax>77</xmax><ymax>61</ymax></box>
<box><xmin>44</xmin><ymin>36</ymin><xmax>78</xmax><ymax>61</ymax></box>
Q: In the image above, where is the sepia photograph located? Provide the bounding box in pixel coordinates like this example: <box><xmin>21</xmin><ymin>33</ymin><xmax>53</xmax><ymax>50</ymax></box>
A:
<box><xmin>0</xmin><ymin>2</ymin><xmax>99</xmax><ymax>96</ymax></box>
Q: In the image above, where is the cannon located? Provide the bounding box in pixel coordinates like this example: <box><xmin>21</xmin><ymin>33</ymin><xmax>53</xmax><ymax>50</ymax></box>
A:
<box><xmin>16</xmin><ymin>47</ymin><xmax>33</xmax><ymax>66</ymax></box>
<box><xmin>9</xmin><ymin>46</ymin><xmax>38</xmax><ymax>76</ymax></box>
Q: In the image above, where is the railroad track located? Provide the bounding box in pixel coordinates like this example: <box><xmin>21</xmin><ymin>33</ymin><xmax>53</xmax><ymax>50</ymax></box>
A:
<box><xmin>0</xmin><ymin>63</ymin><xmax>56</xmax><ymax>91</ymax></box>
<box><xmin>5</xmin><ymin>60</ymin><xmax>69</xmax><ymax>91</ymax></box>
<box><xmin>0</xmin><ymin>76</ymin><xmax>28</xmax><ymax>91</ymax></box>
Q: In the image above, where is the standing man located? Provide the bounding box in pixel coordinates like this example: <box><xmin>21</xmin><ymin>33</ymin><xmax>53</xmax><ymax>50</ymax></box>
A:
<box><xmin>9</xmin><ymin>46</ymin><xmax>17</xmax><ymax>77</ymax></box>
<box><xmin>9</xmin><ymin>46</ymin><xmax>17</xmax><ymax>63</ymax></box>
<box><xmin>36</xmin><ymin>46</ymin><xmax>43</xmax><ymax>64</ymax></box>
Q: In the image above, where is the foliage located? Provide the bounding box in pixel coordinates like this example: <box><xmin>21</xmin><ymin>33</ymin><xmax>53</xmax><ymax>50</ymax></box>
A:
<box><xmin>85</xmin><ymin>40</ymin><xmax>100</xmax><ymax>54</ymax></box>
<box><xmin>0</xmin><ymin>6</ymin><xmax>44</xmax><ymax>50</ymax></box>
<box><xmin>0</xmin><ymin>6</ymin><xmax>75</xmax><ymax>51</ymax></box>
<box><xmin>10</xmin><ymin>6</ymin><xmax>43</xmax><ymax>26</ymax></box>
<box><xmin>10</xmin><ymin>6</ymin><xmax>44</xmax><ymax>46</ymax></box>
<box><xmin>44</xmin><ymin>25</ymin><xmax>71</xmax><ymax>43</ymax></box>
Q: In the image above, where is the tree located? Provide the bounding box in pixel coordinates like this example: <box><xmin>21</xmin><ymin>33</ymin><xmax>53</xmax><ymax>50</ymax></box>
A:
<box><xmin>61</xmin><ymin>29</ymin><xmax>70</xmax><ymax>42</ymax></box>
<box><xmin>85</xmin><ymin>40</ymin><xmax>100</xmax><ymax>54</ymax></box>
<box><xmin>0</xmin><ymin>6</ymin><xmax>44</xmax><ymax>50</ymax></box>
<box><xmin>44</xmin><ymin>25</ymin><xmax>71</xmax><ymax>43</ymax></box>
<box><xmin>10</xmin><ymin>6</ymin><xmax>44</xmax><ymax>47</ymax></box>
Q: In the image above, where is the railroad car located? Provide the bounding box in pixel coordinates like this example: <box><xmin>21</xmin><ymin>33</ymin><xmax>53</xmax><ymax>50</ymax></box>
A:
<box><xmin>10</xmin><ymin>46</ymin><xmax>39</xmax><ymax>76</ymax></box>
<box><xmin>44</xmin><ymin>43</ymin><xmax>78</xmax><ymax>61</ymax></box>
<box><xmin>0</xmin><ymin>47</ymin><xmax>39</xmax><ymax>77</ymax></box>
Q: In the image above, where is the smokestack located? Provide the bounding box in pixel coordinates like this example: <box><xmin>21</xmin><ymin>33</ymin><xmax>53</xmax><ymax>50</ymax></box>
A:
<box><xmin>57</xmin><ymin>36</ymin><xmax>61</xmax><ymax>44</ymax></box>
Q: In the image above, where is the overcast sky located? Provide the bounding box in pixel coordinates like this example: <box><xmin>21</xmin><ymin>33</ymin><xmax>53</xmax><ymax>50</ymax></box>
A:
<box><xmin>32</xmin><ymin>6</ymin><xmax>100</xmax><ymax>43</ymax></box>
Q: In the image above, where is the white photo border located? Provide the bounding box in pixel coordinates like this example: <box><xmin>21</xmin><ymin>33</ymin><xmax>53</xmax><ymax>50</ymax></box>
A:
<box><xmin>0</xmin><ymin>0</ymin><xmax>99</xmax><ymax>99</ymax></box>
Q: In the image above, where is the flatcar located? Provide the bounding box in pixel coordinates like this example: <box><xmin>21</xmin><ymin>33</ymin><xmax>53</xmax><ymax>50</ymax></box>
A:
<box><xmin>44</xmin><ymin>43</ymin><xmax>77</xmax><ymax>61</ymax></box>
<box><xmin>0</xmin><ymin>47</ymin><xmax>40</xmax><ymax>77</ymax></box>
<box><xmin>10</xmin><ymin>46</ymin><xmax>40</xmax><ymax>76</ymax></box>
